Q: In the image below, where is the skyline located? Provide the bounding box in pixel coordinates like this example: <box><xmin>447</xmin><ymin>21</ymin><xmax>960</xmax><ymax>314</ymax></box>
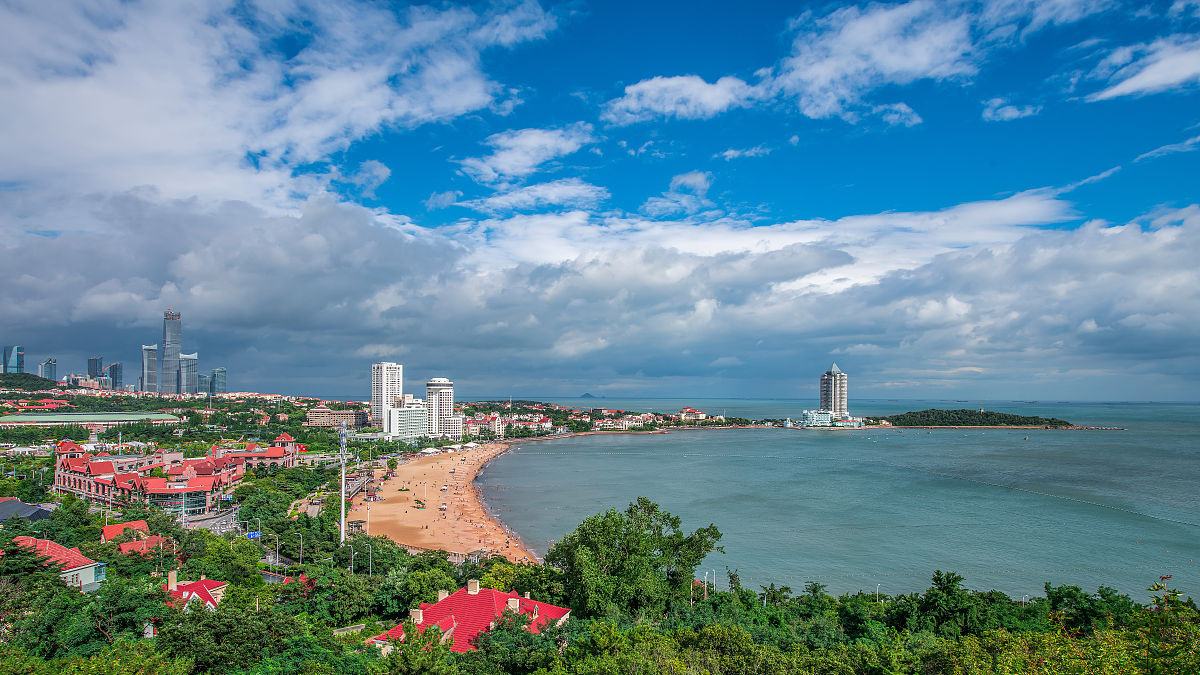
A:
<box><xmin>2</xmin><ymin>1</ymin><xmax>1199</xmax><ymax>400</ymax></box>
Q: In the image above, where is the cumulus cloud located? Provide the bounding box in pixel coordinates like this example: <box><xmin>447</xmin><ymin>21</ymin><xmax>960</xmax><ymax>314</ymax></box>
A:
<box><xmin>461</xmin><ymin>178</ymin><xmax>610</xmax><ymax>214</ymax></box>
<box><xmin>642</xmin><ymin>171</ymin><xmax>716</xmax><ymax>217</ymax></box>
<box><xmin>982</xmin><ymin>97</ymin><xmax>1042</xmax><ymax>121</ymax></box>
<box><xmin>874</xmin><ymin>102</ymin><xmax>924</xmax><ymax>126</ymax></box>
<box><xmin>458</xmin><ymin>123</ymin><xmax>595</xmax><ymax>185</ymax></box>
<box><xmin>424</xmin><ymin>190</ymin><xmax>464</xmax><ymax>210</ymax></box>
<box><xmin>601</xmin><ymin>75</ymin><xmax>757</xmax><ymax>125</ymax></box>
<box><xmin>767</xmin><ymin>1</ymin><xmax>976</xmax><ymax>120</ymax></box>
<box><xmin>0</xmin><ymin>0</ymin><xmax>556</xmax><ymax>208</ymax></box>
<box><xmin>1088</xmin><ymin>35</ymin><xmax>1200</xmax><ymax>100</ymax></box>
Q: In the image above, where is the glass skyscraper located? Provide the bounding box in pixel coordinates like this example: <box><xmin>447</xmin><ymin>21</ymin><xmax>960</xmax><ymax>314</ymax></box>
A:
<box><xmin>106</xmin><ymin>362</ymin><xmax>123</xmax><ymax>390</ymax></box>
<box><xmin>88</xmin><ymin>356</ymin><xmax>104</xmax><ymax>379</ymax></box>
<box><xmin>3</xmin><ymin>345</ymin><xmax>24</xmax><ymax>374</ymax></box>
<box><xmin>160</xmin><ymin>310</ymin><xmax>182</xmax><ymax>394</ymax></box>
<box><xmin>180</xmin><ymin>353</ymin><xmax>198</xmax><ymax>394</ymax></box>
<box><xmin>37</xmin><ymin>358</ymin><xmax>56</xmax><ymax>382</ymax></box>
<box><xmin>141</xmin><ymin>345</ymin><xmax>158</xmax><ymax>392</ymax></box>
<box><xmin>210</xmin><ymin>367</ymin><xmax>227</xmax><ymax>394</ymax></box>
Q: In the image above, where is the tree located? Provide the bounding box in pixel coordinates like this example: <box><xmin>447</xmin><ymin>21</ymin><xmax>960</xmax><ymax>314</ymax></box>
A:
<box><xmin>376</xmin><ymin>620</ymin><xmax>458</xmax><ymax>675</ymax></box>
<box><xmin>545</xmin><ymin>496</ymin><xmax>722</xmax><ymax>619</ymax></box>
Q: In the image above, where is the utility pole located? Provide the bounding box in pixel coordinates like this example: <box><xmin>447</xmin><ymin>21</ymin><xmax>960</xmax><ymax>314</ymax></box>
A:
<box><xmin>339</xmin><ymin>422</ymin><xmax>347</xmax><ymax>545</ymax></box>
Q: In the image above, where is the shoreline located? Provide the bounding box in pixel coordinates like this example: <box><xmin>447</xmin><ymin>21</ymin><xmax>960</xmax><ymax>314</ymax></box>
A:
<box><xmin>349</xmin><ymin>443</ymin><xmax>539</xmax><ymax>564</ymax></box>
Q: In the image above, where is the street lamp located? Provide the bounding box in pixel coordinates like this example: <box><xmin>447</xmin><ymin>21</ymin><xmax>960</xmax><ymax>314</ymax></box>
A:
<box><xmin>368</xmin><ymin>540</ymin><xmax>373</xmax><ymax>576</ymax></box>
<box><xmin>269</xmin><ymin>533</ymin><xmax>280</xmax><ymax>572</ymax></box>
<box><xmin>297</xmin><ymin>531</ymin><xmax>303</xmax><ymax>567</ymax></box>
<box><xmin>350</xmin><ymin>547</ymin><xmax>356</xmax><ymax>574</ymax></box>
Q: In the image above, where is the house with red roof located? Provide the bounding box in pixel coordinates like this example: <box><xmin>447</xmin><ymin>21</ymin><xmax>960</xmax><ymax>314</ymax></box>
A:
<box><xmin>101</xmin><ymin>519</ymin><xmax>149</xmax><ymax>543</ymax></box>
<box><xmin>3</xmin><ymin>536</ymin><xmax>106</xmax><ymax>592</ymax></box>
<box><xmin>163</xmin><ymin>570</ymin><xmax>228</xmax><ymax>611</ymax></box>
<box><xmin>369</xmin><ymin>580</ymin><xmax>570</xmax><ymax>654</ymax></box>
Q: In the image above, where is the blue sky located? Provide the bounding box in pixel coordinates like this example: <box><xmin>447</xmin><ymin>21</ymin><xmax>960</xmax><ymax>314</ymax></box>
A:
<box><xmin>1</xmin><ymin>0</ymin><xmax>1199</xmax><ymax>400</ymax></box>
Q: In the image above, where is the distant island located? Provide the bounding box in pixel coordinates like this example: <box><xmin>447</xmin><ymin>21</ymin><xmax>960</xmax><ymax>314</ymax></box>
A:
<box><xmin>579</xmin><ymin>392</ymin><xmax>599</xmax><ymax>398</ymax></box>
<box><xmin>870</xmin><ymin>408</ymin><xmax>1074</xmax><ymax>428</ymax></box>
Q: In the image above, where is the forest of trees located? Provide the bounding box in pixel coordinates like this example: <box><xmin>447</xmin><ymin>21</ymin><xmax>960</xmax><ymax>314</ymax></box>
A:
<box><xmin>874</xmin><ymin>409</ymin><xmax>1074</xmax><ymax>428</ymax></box>
<box><xmin>1</xmin><ymin>488</ymin><xmax>1197</xmax><ymax>674</ymax></box>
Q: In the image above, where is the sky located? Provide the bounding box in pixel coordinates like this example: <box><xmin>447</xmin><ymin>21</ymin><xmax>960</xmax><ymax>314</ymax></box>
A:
<box><xmin>1</xmin><ymin>0</ymin><xmax>1199</xmax><ymax>401</ymax></box>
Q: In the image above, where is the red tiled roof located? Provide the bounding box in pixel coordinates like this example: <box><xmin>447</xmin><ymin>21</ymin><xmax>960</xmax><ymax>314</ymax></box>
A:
<box><xmin>165</xmin><ymin>578</ymin><xmax>227</xmax><ymax>610</ymax></box>
<box><xmin>56</xmin><ymin>440</ymin><xmax>85</xmax><ymax>454</ymax></box>
<box><xmin>102</xmin><ymin>520</ymin><xmax>149</xmax><ymax>542</ymax></box>
<box><xmin>371</xmin><ymin>586</ymin><xmax>570</xmax><ymax>652</ymax></box>
<box><xmin>275</xmin><ymin>432</ymin><xmax>295</xmax><ymax>442</ymax></box>
<box><xmin>8</xmin><ymin>536</ymin><xmax>97</xmax><ymax>571</ymax></box>
<box><xmin>119</xmin><ymin>534</ymin><xmax>166</xmax><ymax>555</ymax></box>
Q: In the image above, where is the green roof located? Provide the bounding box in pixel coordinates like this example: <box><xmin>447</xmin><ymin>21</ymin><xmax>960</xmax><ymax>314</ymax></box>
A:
<box><xmin>0</xmin><ymin>412</ymin><xmax>180</xmax><ymax>423</ymax></box>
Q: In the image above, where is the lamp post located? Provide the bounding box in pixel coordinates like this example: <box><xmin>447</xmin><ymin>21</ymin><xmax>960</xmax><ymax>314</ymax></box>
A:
<box><xmin>350</xmin><ymin>547</ymin><xmax>356</xmax><ymax>574</ymax></box>
<box><xmin>297</xmin><ymin>531</ymin><xmax>303</xmax><ymax>567</ymax></box>
<box><xmin>269</xmin><ymin>533</ymin><xmax>280</xmax><ymax>572</ymax></box>
<box><xmin>368</xmin><ymin>540</ymin><xmax>373</xmax><ymax>576</ymax></box>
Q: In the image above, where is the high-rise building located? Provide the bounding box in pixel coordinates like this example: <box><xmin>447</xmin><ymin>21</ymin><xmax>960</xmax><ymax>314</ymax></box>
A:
<box><xmin>385</xmin><ymin>400</ymin><xmax>428</xmax><ymax>441</ymax></box>
<box><xmin>198</xmin><ymin>373</ymin><xmax>210</xmax><ymax>393</ymax></box>
<box><xmin>37</xmin><ymin>358</ymin><xmax>56</xmax><ymax>382</ymax></box>
<box><xmin>819</xmin><ymin>363</ymin><xmax>849</xmax><ymax>418</ymax></box>
<box><xmin>209</xmin><ymin>367</ymin><xmax>226</xmax><ymax>394</ymax></box>
<box><xmin>426</xmin><ymin>377</ymin><xmax>455</xmax><ymax>437</ymax></box>
<box><xmin>371</xmin><ymin>362</ymin><xmax>404</xmax><ymax>425</ymax></box>
<box><xmin>88</xmin><ymin>357</ymin><xmax>104</xmax><ymax>379</ymax></box>
<box><xmin>160</xmin><ymin>310</ymin><xmax>182</xmax><ymax>394</ymax></box>
<box><xmin>180</xmin><ymin>353</ymin><xmax>198</xmax><ymax>394</ymax></box>
<box><xmin>105</xmin><ymin>362</ymin><xmax>123</xmax><ymax>390</ymax></box>
<box><xmin>3</xmin><ymin>345</ymin><xmax>24</xmax><ymax>374</ymax></box>
<box><xmin>141</xmin><ymin>345</ymin><xmax>158</xmax><ymax>393</ymax></box>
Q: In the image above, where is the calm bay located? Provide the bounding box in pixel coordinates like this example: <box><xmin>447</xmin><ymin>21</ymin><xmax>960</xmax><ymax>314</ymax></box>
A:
<box><xmin>476</xmin><ymin>399</ymin><xmax>1199</xmax><ymax>600</ymax></box>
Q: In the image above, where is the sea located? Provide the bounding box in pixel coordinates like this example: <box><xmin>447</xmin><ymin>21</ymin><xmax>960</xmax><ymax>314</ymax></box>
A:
<box><xmin>473</xmin><ymin>398</ymin><xmax>1199</xmax><ymax>601</ymax></box>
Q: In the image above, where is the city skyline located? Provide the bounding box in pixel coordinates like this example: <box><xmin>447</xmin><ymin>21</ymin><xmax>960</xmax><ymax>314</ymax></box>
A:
<box><xmin>1</xmin><ymin>1</ymin><xmax>1198</xmax><ymax>400</ymax></box>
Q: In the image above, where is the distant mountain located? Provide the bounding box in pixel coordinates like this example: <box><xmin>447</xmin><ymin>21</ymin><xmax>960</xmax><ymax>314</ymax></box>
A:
<box><xmin>579</xmin><ymin>393</ymin><xmax>599</xmax><ymax>399</ymax></box>
<box><xmin>0</xmin><ymin>373</ymin><xmax>61</xmax><ymax>391</ymax></box>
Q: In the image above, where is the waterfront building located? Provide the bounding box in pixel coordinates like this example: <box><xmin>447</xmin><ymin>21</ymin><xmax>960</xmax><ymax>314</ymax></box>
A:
<box><xmin>160</xmin><ymin>310</ymin><xmax>182</xmax><ymax>394</ymax></box>
<box><xmin>209</xmin><ymin>367</ymin><xmax>226</xmax><ymax>394</ymax></box>
<box><xmin>37</xmin><ymin>358</ymin><xmax>56</xmax><ymax>382</ymax></box>
<box><xmin>105</xmin><ymin>362</ymin><xmax>123</xmax><ymax>390</ymax></box>
<box><xmin>426</xmin><ymin>377</ymin><xmax>457</xmax><ymax>438</ymax></box>
<box><xmin>87</xmin><ymin>357</ymin><xmax>104</xmax><ymax>379</ymax></box>
<box><xmin>3</xmin><ymin>345</ymin><xmax>24</xmax><ymax>374</ymax></box>
<box><xmin>180</xmin><ymin>353</ymin><xmax>198</xmax><ymax>394</ymax></box>
<box><xmin>819</xmin><ymin>363</ymin><xmax>849</xmax><ymax>418</ymax></box>
<box><xmin>801</xmin><ymin>409</ymin><xmax>833</xmax><ymax>426</ymax></box>
<box><xmin>384</xmin><ymin>400</ymin><xmax>428</xmax><ymax>441</ymax></box>
<box><xmin>371</xmin><ymin>362</ymin><xmax>404</xmax><ymax>425</ymax></box>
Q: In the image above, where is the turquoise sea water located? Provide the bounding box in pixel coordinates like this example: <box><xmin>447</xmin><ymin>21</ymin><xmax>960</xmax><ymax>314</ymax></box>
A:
<box><xmin>476</xmin><ymin>399</ymin><xmax>1199</xmax><ymax>601</ymax></box>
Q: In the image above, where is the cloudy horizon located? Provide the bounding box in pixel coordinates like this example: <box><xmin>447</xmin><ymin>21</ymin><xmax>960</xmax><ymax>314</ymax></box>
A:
<box><xmin>2</xmin><ymin>0</ymin><xmax>1199</xmax><ymax>401</ymax></box>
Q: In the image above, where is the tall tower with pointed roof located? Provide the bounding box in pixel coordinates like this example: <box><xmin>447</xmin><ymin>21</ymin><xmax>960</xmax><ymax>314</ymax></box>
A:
<box><xmin>819</xmin><ymin>363</ymin><xmax>848</xmax><ymax>418</ymax></box>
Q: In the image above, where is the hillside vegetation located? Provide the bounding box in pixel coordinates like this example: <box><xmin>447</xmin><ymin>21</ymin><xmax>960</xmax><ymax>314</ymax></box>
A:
<box><xmin>876</xmin><ymin>408</ymin><xmax>1073</xmax><ymax>427</ymax></box>
<box><xmin>0</xmin><ymin>373</ymin><xmax>61</xmax><ymax>391</ymax></box>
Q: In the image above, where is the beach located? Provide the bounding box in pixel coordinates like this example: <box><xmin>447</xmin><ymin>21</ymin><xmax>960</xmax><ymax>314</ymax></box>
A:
<box><xmin>349</xmin><ymin>443</ymin><xmax>538</xmax><ymax>564</ymax></box>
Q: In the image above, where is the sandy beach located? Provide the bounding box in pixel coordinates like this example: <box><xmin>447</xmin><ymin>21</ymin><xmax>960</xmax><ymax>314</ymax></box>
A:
<box><xmin>348</xmin><ymin>443</ymin><xmax>538</xmax><ymax>564</ymax></box>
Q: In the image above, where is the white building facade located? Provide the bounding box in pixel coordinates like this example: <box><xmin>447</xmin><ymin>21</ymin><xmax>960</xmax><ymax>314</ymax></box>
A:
<box><xmin>819</xmin><ymin>363</ymin><xmax>849</xmax><ymax>418</ymax></box>
<box><xmin>385</xmin><ymin>401</ymin><xmax>428</xmax><ymax>441</ymax></box>
<box><xmin>371</xmin><ymin>362</ymin><xmax>404</xmax><ymax>425</ymax></box>
<box><xmin>425</xmin><ymin>377</ymin><xmax>460</xmax><ymax>440</ymax></box>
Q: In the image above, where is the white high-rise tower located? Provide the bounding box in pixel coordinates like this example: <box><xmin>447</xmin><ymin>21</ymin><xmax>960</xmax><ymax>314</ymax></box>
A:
<box><xmin>371</xmin><ymin>362</ymin><xmax>404</xmax><ymax>425</ymax></box>
<box><xmin>820</xmin><ymin>363</ymin><xmax>849</xmax><ymax>418</ymax></box>
<box><xmin>425</xmin><ymin>377</ymin><xmax>455</xmax><ymax>437</ymax></box>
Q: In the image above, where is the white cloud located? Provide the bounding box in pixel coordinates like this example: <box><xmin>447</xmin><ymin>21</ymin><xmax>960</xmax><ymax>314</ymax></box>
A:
<box><xmin>1169</xmin><ymin>0</ymin><xmax>1200</xmax><ymax>18</ymax></box>
<box><xmin>981</xmin><ymin>0</ymin><xmax>1117</xmax><ymax>34</ymax></box>
<box><xmin>642</xmin><ymin>171</ymin><xmax>716</xmax><ymax>217</ymax></box>
<box><xmin>342</xmin><ymin>160</ymin><xmax>391</xmax><ymax>198</ymax></box>
<box><xmin>766</xmin><ymin>1</ymin><xmax>976</xmax><ymax>120</ymax></box>
<box><xmin>714</xmin><ymin>146</ymin><xmax>772</xmax><ymax>161</ymax></box>
<box><xmin>1135</xmin><ymin>134</ymin><xmax>1200</xmax><ymax>162</ymax></box>
<box><xmin>1089</xmin><ymin>35</ymin><xmax>1200</xmax><ymax>100</ymax></box>
<box><xmin>458</xmin><ymin>123</ymin><xmax>595</xmax><ymax>185</ymax></box>
<box><xmin>601</xmin><ymin>75</ymin><xmax>756</xmax><ymax>125</ymax></box>
<box><xmin>981</xmin><ymin>97</ymin><xmax>1042</xmax><ymax>121</ymax></box>
<box><xmin>0</xmin><ymin>1</ymin><xmax>556</xmax><ymax>209</ymax></box>
<box><xmin>461</xmin><ymin>178</ymin><xmax>610</xmax><ymax>214</ymax></box>
<box><xmin>874</xmin><ymin>102</ymin><xmax>924</xmax><ymax>126</ymax></box>
<box><xmin>424</xmin><ymin>190</ymin><xmax>463</xmax><ymax>210</ymax></box>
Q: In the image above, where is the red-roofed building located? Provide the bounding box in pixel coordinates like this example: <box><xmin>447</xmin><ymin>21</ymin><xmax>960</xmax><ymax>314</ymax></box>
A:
<box><xmin>163</xmin><ymin>570</ymin><xmax>227</xmax><ymax>611</ymax></box>
<box><xmin>119</xmin><ymin>534</ymin><xmax>167</xmax><ymax>556</ymax></box>
<box><xmin>56</xmin><ymin>450</ymin><xmax>244</xmax><ymax>517</ymax></box>
<box><xmin>101</xmin><ymin>519</ymin><xmax>149</xmax><ymax>543</ymax></box>
<box><xmin>370</xmin><ymin>580</ymin><xmax>570</xmax><ymax>654</ymax></box>
<box><xmin>3</xmin><ymin>536</ymin><xmax>106</xmax><ymax>591</ymax></box>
